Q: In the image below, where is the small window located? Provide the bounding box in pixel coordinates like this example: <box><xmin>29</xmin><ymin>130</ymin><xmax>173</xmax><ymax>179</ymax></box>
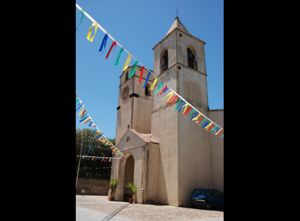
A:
<box><xmin>187</xmin><ymin>48</ymin><xmax>197</xmax><ymax>70</ymax></box>
<box><xmin>125</xmin><ymin>71</ymin><xmax>129</xmax><ymax>81</ymax></box>
<box><xmin>160</xmin><ymin>49</ymin><xmax>168</xmax><ymax>72</ymax></box>
<box><xmin>145</xmin><ymin>83</ymin><xmax>151</xmax><ymax>96</ymax></box>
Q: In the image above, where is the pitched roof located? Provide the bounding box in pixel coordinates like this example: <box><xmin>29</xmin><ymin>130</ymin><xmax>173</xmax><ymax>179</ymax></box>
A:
<box><xmin>128</xmin><ymin>129</ymin><xmax>159</xmax><ymax>143</ymax></box>
<box><xmin>165</xmin><ymin>16</ymin><xmax>190</xmax><ymax>36</ymax></box>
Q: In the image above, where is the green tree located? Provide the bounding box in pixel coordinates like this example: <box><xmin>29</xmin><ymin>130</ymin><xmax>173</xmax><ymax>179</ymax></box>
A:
<box><xmin>76</xmin><ymin>128</ymin><xmax>115</xmax><ymax>179</ymax></box>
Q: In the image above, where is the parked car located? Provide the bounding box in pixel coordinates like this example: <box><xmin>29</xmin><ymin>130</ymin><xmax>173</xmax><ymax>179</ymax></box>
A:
<box><xmin>191</xmin><ymin>189</ymin><xmax>224</xmax><ymax>210</ymax></box>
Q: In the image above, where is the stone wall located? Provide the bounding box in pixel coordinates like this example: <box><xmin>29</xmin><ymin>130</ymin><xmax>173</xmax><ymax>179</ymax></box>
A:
<box><xmin>76</xmin><ymin>178</ymin><xmax>110</xmax><ymax>195</ymax></box>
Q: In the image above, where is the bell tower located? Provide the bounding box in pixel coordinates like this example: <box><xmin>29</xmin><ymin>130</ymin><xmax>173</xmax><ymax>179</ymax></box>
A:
<box><xmin>151</xmin><ymin>17</ymin><xmax>213</xmax><ymax>206</ymax></box>
<box><xmin>153</xmin><ymin>16</ymin><xmax>208</xmax><ymax>109</ymax></box>
<box><xmin>115</xmin><ymin>66</ymin><xmax>154</xmax><ymax>145</ymax></box>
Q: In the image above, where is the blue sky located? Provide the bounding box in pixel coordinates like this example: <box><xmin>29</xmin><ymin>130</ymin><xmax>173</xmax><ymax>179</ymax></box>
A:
<box><xmin>76</xmin><ymin>0</ymin><xmax>223</xmax><ymax>138</ymax></box>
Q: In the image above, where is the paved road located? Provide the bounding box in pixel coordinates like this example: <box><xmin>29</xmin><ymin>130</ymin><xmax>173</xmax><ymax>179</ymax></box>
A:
<box><xmin>76</xmin><ymin>195</ymin><xmax>223</xmax><ymax>221</ymax></box>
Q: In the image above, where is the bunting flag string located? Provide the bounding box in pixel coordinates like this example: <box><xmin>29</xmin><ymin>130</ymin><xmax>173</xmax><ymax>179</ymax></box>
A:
<box><xmin>76</xmin><ymin>95</ymin><xmax>124</xmax><ymax>157</ymax></box>
<box><xmin>128</xmin><ymin>60</ymin><xmax>138</xmax><ymax>79</ymax></box>
<box><xmin>77</xmin><ymin>155</ymin><xmax>118</xmax><ymax>162</ymax></box>
<box><xmin>153</xmin><ymin>82</ymin><xmax>164</xmax><ymax>96</ymax></box>
<box><xmin>76</xmin><ymin>4</ymin><xmax>223</xmax><ymax>138</ymax></box>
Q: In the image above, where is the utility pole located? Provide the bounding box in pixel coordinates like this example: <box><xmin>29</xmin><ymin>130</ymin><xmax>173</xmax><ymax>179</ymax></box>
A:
<box><xmin>76</xmin><ymin>129</ymin><xmax>84</xmax><ymax>190</ymax></box>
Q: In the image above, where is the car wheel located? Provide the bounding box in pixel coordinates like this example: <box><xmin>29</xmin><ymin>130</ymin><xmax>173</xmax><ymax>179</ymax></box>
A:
<box><xmin>205</xmin><ymin>202</ymin><xmax>212</xmax><ymax>210</ymax></box>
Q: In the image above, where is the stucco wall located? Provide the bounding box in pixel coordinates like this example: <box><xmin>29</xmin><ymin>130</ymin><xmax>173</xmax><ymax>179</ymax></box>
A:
<box><xmin>112</xmin><ymin>129</ymin><xmax>149</xmax><ymax>202</ymax></box>
<box><xmin>152</xmin><ymin>32</ymin><xmax>180</xmax><ymax>205</ymax></box>
<box><xmin>144</xmin><ymin>143</ymin><xmax>160</xmax><ymax>203</ymax></box>
<box><xmin>178</xmin><ymin>114</ymin><xmax>212</xmax><ymax>206</ymax></box>
<box><xmin>132</xmin><ymin>97</ymin><xmax>153</xmax><ymax>134</ymax></box>
<box><xmin>176</xmin><ymin>30</ymin><xmax>213</xmax><ymax>206</ymax></box>
<box><xmin>208</xmin><ymin>110</ymin><xmax>224</xmax><ymax>192</ymax></box>
<box><xmin>116</xmin><ymin>79</ymin><xmax>134</xmax><ymax>145</ymax></box>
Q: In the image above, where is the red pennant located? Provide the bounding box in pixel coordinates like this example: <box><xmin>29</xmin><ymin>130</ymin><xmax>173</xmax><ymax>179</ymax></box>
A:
<box><xmin>105</xmin><ymin>41</ymin><xmax>117</xmax><ymax>59</ymax></box>
<box><xmin>206</xmin><ymin>123</ymin><xmax>215</xmax><ymax>132</ymax></box>
<box><xmin>166</xmin><ymin>95</ymin><xmax>179</xmax><ymax>106</ymax></box>
<box><xmin>196</xmin><ymin>115</ymin><xmax>205</xmax><ymax>124</ymax></box>
<box><xmin>217</xmin><ymin>129</ymin><xmax>224</xmax><ymax>137</ymax></box>
<box><xmin>183</xmin><ymin>106</ymin><xmax>192</xmax><ymax>117</ymax></box>
<box><xmin>138</xmin><ymin>66</ymin><xmax>145</xmax><ymax>83</ymax></box>
<box><xmin>158</xmin><ymin>85</ymin><xmax>168</xmax><ymax>96</ymax></box>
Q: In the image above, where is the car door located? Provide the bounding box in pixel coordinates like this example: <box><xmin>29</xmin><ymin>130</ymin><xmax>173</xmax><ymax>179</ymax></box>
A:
<box><xmin>210</xmin><ymin>190</ymin><xmax>224</xmax><ymax>209</ymax></box>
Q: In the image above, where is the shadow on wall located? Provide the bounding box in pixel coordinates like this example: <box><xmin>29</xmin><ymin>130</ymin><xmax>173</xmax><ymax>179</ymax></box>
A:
<box><xmin>145</xmin><ymin>145</ymin><xmax>168</xmax><ymax>205</ymax></box>
<box><xmin>157</xmin><ymin>146</ymin><xmax>168</xmax><ymax>204</ymax></box>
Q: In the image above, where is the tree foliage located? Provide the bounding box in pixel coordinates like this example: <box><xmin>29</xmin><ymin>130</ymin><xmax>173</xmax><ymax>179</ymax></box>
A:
<box><xmin>76</xmin><ymin>128</ymin><xmax>115</xmax><ymax>180</ymax></box>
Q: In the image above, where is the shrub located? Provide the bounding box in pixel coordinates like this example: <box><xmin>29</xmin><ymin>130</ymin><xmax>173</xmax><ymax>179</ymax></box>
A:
<box><xmin>126</xmin><ymin>183</ymin><xmax>138</xmax><ymax>195</ymax></box>
<box><xmin>109</xmin><ymin>179</ymin><xmax>118</xmax><ymax>190</ymax></box>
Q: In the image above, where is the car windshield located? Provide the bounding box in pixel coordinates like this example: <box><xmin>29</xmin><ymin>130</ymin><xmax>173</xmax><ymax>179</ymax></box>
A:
<box><xmin>209</xmin><ymin>190</ymin><xmax>223</xmax><ymax>197</ymax></box>
<box><xmin>192</xmin><ymin>189</ymin><xmax>207</xmax><ymax>197</ymax></box>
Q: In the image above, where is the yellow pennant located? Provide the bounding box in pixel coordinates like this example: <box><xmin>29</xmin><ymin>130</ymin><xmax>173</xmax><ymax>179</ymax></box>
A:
<box><xmin>166</xmin><ymin>91</ymin><xmax>174</xmax><ymax>99</ymax></box>
<box><xmin>86</xmin><ymin>22</ymin><xmax>98</xmax><ymax>42</ymax></box>
<box><xmin>192</xmin><ymin>113</ymin><xmax>201</xmax><ymax>121</ymax></box>
<box><xmin>79</xmin><ymin>106</ymin><xmax>85</xmax><ymax>116</ymax></box>
<box><xmin>204</xmin><ymin>122</ymin><xmax>213</xmax><ymax>130</ymax></box>
<box><xmin>149</xmin><ymin>78</ymin><xmax>158</xmax><ymax>90</ymax></box>
<box><xmin>182</xmin><ymin>104</ymin><xmax>189</xmax><ymax>114</ymax></box>
<box><xmin>122</xmin><ymin>54</ymin><xmax>132</xmax><ymax>72</ymax></box>
<box><xmin>166</xmin><ymin>93</ymin><xmax>176</xmax><ymax>103</ymax></box>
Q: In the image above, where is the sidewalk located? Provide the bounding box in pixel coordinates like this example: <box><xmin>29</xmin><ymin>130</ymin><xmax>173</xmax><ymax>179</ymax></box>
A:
<box><xmin>76</xmin><ymin>195</ymin><xmax>224</xmax><ymax>221</ymax></box>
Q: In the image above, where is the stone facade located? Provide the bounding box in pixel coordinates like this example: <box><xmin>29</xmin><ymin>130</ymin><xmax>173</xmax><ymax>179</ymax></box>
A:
<box><xmin>111</xmin><ymin>17</ymin><xmax>223</xmax><ymax>207</ymax></box>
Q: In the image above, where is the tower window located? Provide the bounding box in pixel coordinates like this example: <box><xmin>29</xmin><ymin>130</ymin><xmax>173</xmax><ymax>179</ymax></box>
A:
<box><xmin>187</xmin><ymin>48</ymin><xmax>197</xmax><ymax>70</ymax></box>
<box><xmin>145</xmin><ymin>83</ymin><xmax>151</xmax><ymax>96</ymax></box>
<box><xmin>125</xmin><ymin>71</ymin><xmax>129</xmax><ymax>81</ymax></box>
<box><xmin>160</xmin><ymin>49</ymin><xmax>168</xmax><ymax>72</ymax></box>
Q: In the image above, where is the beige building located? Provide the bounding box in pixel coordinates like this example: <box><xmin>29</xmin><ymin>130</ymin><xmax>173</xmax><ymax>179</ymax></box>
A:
<box><xmin>110</xmin><ymin>17</ymin><xmax>223</xmax><ymax>207</ymax></box>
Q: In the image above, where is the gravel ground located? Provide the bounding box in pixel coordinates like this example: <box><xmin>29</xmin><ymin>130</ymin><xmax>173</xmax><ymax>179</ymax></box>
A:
<box><xmin>76</xmin><ymin>195</ymin><xmax>224</xmax><ymax>221</ymax></box>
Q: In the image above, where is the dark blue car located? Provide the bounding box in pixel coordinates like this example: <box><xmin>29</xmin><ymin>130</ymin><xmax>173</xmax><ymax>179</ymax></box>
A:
<box><xmin>191</xmin><ymin>189</ymin><xmax>224</xmax><ymax>210</ymax></box>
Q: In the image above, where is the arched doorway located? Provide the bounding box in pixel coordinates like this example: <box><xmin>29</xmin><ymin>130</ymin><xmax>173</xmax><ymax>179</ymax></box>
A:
<box><xmin>123</xmin><ymin>155</ymin><xmax>134</xmax><ymax>201</ymax></box>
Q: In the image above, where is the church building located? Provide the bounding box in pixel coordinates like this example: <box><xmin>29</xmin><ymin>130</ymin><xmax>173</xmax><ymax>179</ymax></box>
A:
<box><xmin>110</xmin><ymin>17</ymin><xmax>224</xmax><ymax>207</ymax></box>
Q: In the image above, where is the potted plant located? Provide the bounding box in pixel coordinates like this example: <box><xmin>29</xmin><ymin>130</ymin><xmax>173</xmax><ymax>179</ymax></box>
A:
<box><xmin>126</xmin><ymin>182</ymin><xmax>138</xmax><ymax>203</ymax></box>
<box><xmin>108</xmin><ymin>179</ymin><xmax>118</xmax><ymax>201</ymax></box>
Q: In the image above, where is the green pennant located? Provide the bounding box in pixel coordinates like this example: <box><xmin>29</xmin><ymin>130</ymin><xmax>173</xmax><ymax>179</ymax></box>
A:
<box><xmin>76</xmin><ymin>10</ymin><xmax>85</xmax><ymax>31</ymax></box>
<box><xmin>115</xmin><ymin>48</ymin><xmax>124</xmax><ymax>66</ymax></box>
<box><xmin>128</xmin><ymin>61</ymin><xmax>138</xmax><ymax>79</ymax></box>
